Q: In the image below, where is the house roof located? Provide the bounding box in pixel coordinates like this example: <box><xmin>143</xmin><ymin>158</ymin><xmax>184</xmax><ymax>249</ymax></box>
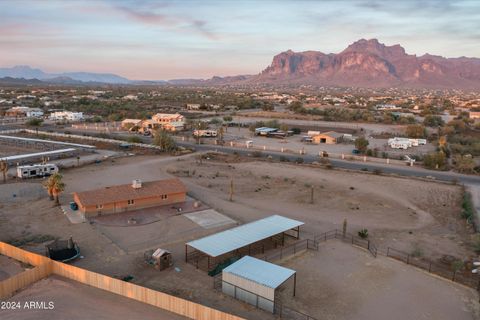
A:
<box><xmin>122</xmin><ymin>119</ymin><xmax>142</xmax><ymax>124</ymax></box>
<box><xmin>186</xmin><ymin>215</ymin><xmax>304</xmax><ymax>257</ymax></box>
<box><xmin>316</xmin><ymin>131</ymin><xmax>343</xmax><ymax>139</ymax></box>
<box><xmin>73</xmin><ymin>178</ymin><xmax>186</xmax><ymax>206</ymax></box>
<box><xmin>223</xmin><ymin>256</ymin><xmax>295</xmax><ymax>289</ymax></box>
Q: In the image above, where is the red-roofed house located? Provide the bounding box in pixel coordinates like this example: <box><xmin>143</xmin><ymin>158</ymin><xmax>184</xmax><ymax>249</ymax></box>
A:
<box><xmin>73</xmin><ymin>178</ymin><xmax>186</xmax><ymax>218</ymax></box>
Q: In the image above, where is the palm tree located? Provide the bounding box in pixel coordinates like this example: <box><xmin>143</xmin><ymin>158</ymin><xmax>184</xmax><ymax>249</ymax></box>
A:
<box><xmin>0</xmin><ymin>160</ymin><xmax>8</xmax><ymax>183</ymax></box>
<box><xmin>44</xmin><ymin>173</ymin><xmax>65</xmax><ymax>205</ymax></box>
<box><xmin>52</xmin><ymin>174</ymin><xmax>65</xmax><ymax>206</ymax></box>
<box><xmin>43</xmin><ymin>175</ymin><xmax>56</xmax><ymax>200</ymax></box>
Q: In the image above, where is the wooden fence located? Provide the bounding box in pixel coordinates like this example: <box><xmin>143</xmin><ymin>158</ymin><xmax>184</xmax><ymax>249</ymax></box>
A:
<box><xmin>0</xmin><ymin>242</ymin><xmax>244</xmax><ymax>320</ymax></box>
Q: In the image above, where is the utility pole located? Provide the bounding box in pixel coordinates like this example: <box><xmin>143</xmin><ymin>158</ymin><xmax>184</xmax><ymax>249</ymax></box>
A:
<box><xmin>229</xmin><ymin>178</ymin><xmax>234</xmax><ymax>202</ymax></box>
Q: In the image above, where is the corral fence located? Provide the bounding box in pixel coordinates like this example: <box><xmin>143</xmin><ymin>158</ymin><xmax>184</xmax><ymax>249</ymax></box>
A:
<box><xmin>260</xmin><ymin>239</ymin><xmax>318</xmax><ymax>263</ymax></box>
<box><xmin>314</xmin><ymin>229</ymin><xmax>377</xmax><ymax>257</ymax></box>
<box><xmin>179</xmin><ymin>136</ymin><xmax>409</xmax><ymax>166</ymax></box>
<box><xmin>314</xmin><ymin>230</ymin><xmax>480</xmax><ymax>290</ymax></box>
<box><xmin>386</xmin><ymin>247</ymin><xmax>480</xmax><ymax>289</ymax></box>
<box><xmin>0</xmin><ymin>129</ymin><xmax>164</xmax><ymax>150</ymax></box>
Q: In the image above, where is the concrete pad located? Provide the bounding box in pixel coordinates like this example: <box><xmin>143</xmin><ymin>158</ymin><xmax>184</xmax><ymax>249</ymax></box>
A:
<box><xmin>62</xmin><ymin>205</ymin><xmax>86</xmax><ymax>224</ymax></box>
<box><xmin>184</xmin><ymin>209</ymin><xmax>236</xmax><ymax>229</ymax></box>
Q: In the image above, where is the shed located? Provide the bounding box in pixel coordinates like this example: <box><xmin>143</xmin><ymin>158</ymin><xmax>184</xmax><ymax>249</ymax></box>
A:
<box><xmin>222</xmin><ymin>256</ymin><xmax>296</xmax><ymax>313</ymax></box>
<box><xmin>312</xmin><ymin>131</ymin><xmax>343</xmax><ymax>144</ymax></box>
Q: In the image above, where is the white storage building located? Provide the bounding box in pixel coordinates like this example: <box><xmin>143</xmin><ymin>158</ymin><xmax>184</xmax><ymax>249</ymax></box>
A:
<box><xmin>222</xmin><ymin>256</ymin><xmax>296</xmax><ymax>313</ymax></box>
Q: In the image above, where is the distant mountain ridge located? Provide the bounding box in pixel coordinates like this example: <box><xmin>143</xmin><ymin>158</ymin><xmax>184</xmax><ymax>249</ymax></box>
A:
<box><xmin>0</xmin><ymin>65</ymin><xmax>132</xmax><ymax>84</ymax></box>
<box><xmin>252</xmin><ymin>39</ymin><xmax>480</xmax><ymax>89</ymax></box>
<box><xmin>2</xmin><ymin>40</ymin><xmax>480</xmax><ymax>89</ymax></box>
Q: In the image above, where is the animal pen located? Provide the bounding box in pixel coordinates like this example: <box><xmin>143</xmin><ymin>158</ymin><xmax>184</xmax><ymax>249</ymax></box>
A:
<box><xmin>185</xmin><ymin>215</ymin><xmax>304</xmax><ymax>273</ymax></box>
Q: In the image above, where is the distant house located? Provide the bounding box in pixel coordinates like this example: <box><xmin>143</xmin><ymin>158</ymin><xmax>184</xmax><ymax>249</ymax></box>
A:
<box><xmin>73</xmin><ymin>178</ymin><xmax>187</xmax><ymax>218</ymax></box>
<box><xmin>469</xmin><ymin>111</ymin><xmax>480</xmax><ymax>120</ymax></box>
<box><xmin>26</xmin><ymin>108</ymin><xmax>44</xmax><ymax>118</ymax></box>
<box><xmin>312</xmin><ymin>131</ymin><xmax>343</xmax><ymax>144</ymax></box>
<box><xmin>186</xmin><ymin>103</ymin><xmax>201</xmax><ymax>110</ymax></box>
<box><xmin>121</xmin><ymin>119</ymin><xmax>143</xmax><ymax>130</ymax></box>
<box><xmin>50</xmin><ymin>111</ymin><xmax>84</xmax><ymax>121</ymax></box>
<box><xmin>151</xmin><ymin>113</ymin><xmax>185</xmax><ymax>131</ymax></box>
<box><xmin>5</xmin><ymin>106</ymin><xmax>30</xmax><ymax>117</ymax></box>
<box><xmin>375</xmin><ymin>104</ymin><xmax>399</xmax><ymax>111</ymax></box>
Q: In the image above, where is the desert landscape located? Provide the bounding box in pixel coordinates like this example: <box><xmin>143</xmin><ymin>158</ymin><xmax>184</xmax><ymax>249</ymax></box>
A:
<box><xmin>1</xmin><ymin>152</ymin><xmax>478</xmax><ymax>319</ymax></box>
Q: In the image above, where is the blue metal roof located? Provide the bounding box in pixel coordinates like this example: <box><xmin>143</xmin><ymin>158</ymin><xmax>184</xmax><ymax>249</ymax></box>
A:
<box><xmin>186</xmin><ymin>215</ymin><xmax>304</xmax><ymax>257</ymax></box>
<box><xmin>223</xmin><ymin>256</ymin><xmax>295</xmax><ymax>289</ymax></box>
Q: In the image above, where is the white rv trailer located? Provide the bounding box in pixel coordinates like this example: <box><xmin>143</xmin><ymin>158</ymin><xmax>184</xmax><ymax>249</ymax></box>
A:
<box><xmin>17</xmin><ymin>163</ymin><xmax>58</xmax><ymax>178</ymax></box>
<box><xmin>193</xmin><ymin>130</ymin><xmax>218</xmax><ymax>137</ymax></box>
<box><xmin>388</xmin><ymin>137</ymin><xmax>412</xmax><ymax>149</ymax></box>
<box><xmin>390</xmin><ymin>142</ymin><xmax>409</xmax><ymax>149</ymax></box>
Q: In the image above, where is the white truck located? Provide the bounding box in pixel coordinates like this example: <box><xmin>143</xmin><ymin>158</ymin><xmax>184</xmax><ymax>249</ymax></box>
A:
<box><xmin>17</xmin><ymin>163</ymin><xmax>58</xmax><ymax>178</ymax></box>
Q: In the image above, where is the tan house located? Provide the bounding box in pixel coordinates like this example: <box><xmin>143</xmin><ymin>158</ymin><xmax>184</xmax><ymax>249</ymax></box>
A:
<box><xmin>121</xmin><ymin>113</ymin><xmax>185</xmax><ymax>133</ymax></box>
<box><xmin>469</xmin><ymin>111</ymin><xmax>480</xmax><ymax>120</ymax></box>
<box><xmin>151</xmin><ymin>113</ymin><xmax>185</xmax><ymax>131</ymax></box>
<box><xmin>312</xmin><ymin>131</ymin><xmax>343</xmax><ymax>144</ymax></box>
<box><xmin>73</xmin><ymin>178</ymin><xmax>187</xmax><ymax>218</ymax></box>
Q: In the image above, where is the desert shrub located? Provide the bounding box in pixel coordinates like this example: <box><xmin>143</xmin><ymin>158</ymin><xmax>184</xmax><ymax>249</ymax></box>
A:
<box><xmin>126</xmin><ymin>136</ymin><xmax>142</xmax><ymax>143</ymax></box>
<box><xmin>461</xmin><ymin>192</ymin><xmax>474</xmax><ymax>224</ymax></box>
<box><xmin>358</xmin><ymin>229</ymin><xmax>369</xmax><ymax>239</ymax></box>
<box><xmin>410</xmin><ymin>245</ymin><xmax>424</xmax><ymax>257</ymax></box>
<box><xmin>26</xmin><ymin>118</ymin><xmax>43</xmax><ymax>126</ymax></box>
<box><xmin>295</xmin><ymin>157</ymin><xmax>304</xmax><ymax>164</ymax></box>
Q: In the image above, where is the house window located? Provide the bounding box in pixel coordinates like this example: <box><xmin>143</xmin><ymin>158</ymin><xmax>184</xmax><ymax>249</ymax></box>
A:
<box><xmin>96</xmin><ymin>204</ymin><xmax>103</xmax><ymax>209</ymax></box>
<box><xmin>127</xmin><ymin>199</ymin><xmax>135</xmax><ymax>205</ymax></box>
<box><xmin>161</xmin><ymin>194</ymin><xmax>168</xmax><ymax>200</ymax></box>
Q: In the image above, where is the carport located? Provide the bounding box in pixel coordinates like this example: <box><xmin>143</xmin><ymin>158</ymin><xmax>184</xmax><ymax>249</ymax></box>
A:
<box><xmin>185</xmin><ymin>215</ymin><xmax>304</xmax><ymax>271</ymax></box>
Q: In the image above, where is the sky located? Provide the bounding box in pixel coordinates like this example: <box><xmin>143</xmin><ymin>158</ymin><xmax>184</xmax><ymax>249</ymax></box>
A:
<box><xmin>1</xmin><ymin>0</ymin><xmax>480</xmax><ymax>80</ymax></box>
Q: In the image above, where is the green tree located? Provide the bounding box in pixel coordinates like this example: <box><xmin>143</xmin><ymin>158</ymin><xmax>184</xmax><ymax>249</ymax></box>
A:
<box><xmin>26</xmin><ymin>118</ymin><xmax>43</xmax><ymax>127</ymax></box>
<box><xmin>153</xmin><ymin>130</ymin><xmax>176</xmax><ymax>151</ymax></box>
<box><xmin>288</xmin><ymin>101</ymin><xmax>304</xmax><ymax>113</ymax></box>
<box><xmin>423</xmin><ymin>115</ymin><xmax>445</xmax><ymax>127</ymax></box>
<box><xmin>405</xmin><ymin>124</ymin><xmax>426</xmax><ymax>138</ymax></box>
<box><xmin>454</xmin><ymin>155</ymin><xmax>476</xmax><ymax>174</ymax></box>
<box><xmin>423</xmin><ymin>152</ymin><xmax>447</xmax><ymax>170</ymax></box>
<box><xmin>355</xmin><ymin>137</ymin><xmax>369</xmax><ymax>154</ymax></box>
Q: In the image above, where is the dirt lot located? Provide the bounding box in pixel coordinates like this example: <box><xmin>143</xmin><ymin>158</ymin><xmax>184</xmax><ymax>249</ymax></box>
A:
<box><xmin>0</xmin><ymin>152</ymin><xmax>478</xmax><ymax>320</ymax></box>
<box><xmin>166</xmin><ymin>153</ymin><xmax>475</xmax><ymax>263</ymax></box>
<box><xmin>277</xmin><ymin>241</ymin><xmax>479</xmax><ymax>320</ymax></box>
<box><xmin>1</xmin><ymin>275</ymin><xmax>187</xmax><ymax>320</ymax></box>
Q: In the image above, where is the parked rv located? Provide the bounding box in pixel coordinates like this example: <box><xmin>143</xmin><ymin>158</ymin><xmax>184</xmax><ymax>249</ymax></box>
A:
<box><xmin>193</xmin><ymin>130</ymin><xmax>218</xmax><ymax>137</ymax></box>
<box><xmin>17</xmin><ymin>163</ymin><xmax>59</xmax><ymax>178</ymax></box>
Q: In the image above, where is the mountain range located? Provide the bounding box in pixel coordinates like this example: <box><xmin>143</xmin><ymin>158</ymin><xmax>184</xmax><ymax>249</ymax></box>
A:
<box><xmin>0</xmin><ymin>65</ymin><xmax>132</xmax><ymax>84</ymax></box>
<box><xmin>2</xmin><ymin>39</ymin><xmax>480</xmax><ymax>89</ymax></box>
<box><xmin>253</xmin><ymin>39</ymin><xmax>480</xmax><ymax>89</ymax></box>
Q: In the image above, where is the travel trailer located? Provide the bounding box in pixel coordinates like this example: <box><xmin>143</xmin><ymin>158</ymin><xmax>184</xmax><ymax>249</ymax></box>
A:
<box><xmin>193</xmin><ymin>130</ymin><xmax>218</xmax><ymax>137</ymax></box>
<box><xmin>17</xmin><ymin>163</ymin><xmax>58</xmax><ymax>178</ymax></box>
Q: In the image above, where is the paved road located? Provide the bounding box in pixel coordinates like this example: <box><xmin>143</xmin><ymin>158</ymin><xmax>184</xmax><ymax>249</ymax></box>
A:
<box><xmin>178</xmin><ymin>141</ymin><xmax>480</xmax><ymax>186</ymax></box>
